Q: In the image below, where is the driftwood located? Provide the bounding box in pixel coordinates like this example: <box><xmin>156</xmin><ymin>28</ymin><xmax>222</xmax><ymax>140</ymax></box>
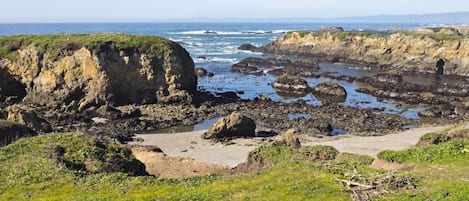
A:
<box><xmin>334</xmin><ymin>170</ymin><xmax>418</xmax><ymax>201</ymax></box>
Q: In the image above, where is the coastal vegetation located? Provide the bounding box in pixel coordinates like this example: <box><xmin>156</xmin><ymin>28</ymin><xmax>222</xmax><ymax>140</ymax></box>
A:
<box><xmin>0</xmin><ymin>123</ymin><xmax>467</xmax><ymax>200</ymax></box>
<box><xmin>0</xmin><ymin>33</ymin><xmax>177</xmax><ymax>61</ymax></box>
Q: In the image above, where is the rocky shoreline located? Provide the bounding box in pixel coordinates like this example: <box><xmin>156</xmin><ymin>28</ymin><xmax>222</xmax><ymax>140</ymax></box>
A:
<box><xmin>0</xmin><ymin>32</ymin><xmax>468</xmax><ymax>147</ymax></box>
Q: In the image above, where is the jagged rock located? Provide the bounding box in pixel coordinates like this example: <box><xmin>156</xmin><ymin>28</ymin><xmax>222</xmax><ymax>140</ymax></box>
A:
<box><xmin>0</xmin><ymin>33</ymin><xmax>197</xmax><ymax>111</ymax></box>
<box><xmin>272</xmin><ymin>129</ymin><xmax>301</xmax><ymax>149</ymax></box>
<box><xmin>312</xmin><ymin>82</ymin><xmax>347</xmax><ymax>103</ymax></box>
<box><xmin>7</xmin><ymin>104</ymin><xmax>51</xmax><ymax>133</ymax></box>
<box><xmin>272</xmin><ymin>74</ymin><xmax>311</xmax><ymax>93</ymax></box>
<box><xmin>202</xmin><ymin>112</ymin><xmax>256</xmax><ymax>139</ymax></box>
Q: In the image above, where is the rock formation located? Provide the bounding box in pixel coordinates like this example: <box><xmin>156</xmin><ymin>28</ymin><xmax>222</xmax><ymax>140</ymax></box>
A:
<box><xmin>202</xmin><ymin>112</ymin><xmax>256</xmax><ymax>139</ymax></box>
<box><xmin>311</xmin><ymin>82</ymin><xmax>347</xmax><ymax>103</ymax></box>
<box><xmin>262</xmin><ymin>31</ymin><xmax>469</xmax><ymax>76</ymax></box>
<box><xmin>0</xmin><ymin>33</ymin><xmax>197</xmax><ymax>111</ymax></box>
<box><xmin>272</xmin><ymin>74</ymin><xmax>311</xmax><ymax>93</ymax></box>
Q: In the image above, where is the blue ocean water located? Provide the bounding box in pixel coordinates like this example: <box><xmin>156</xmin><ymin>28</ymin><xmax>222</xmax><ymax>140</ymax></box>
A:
<box><xmin>0</xmin><ymin>22</ymin><xmax>428</xmax><ymax>119</ymax></box>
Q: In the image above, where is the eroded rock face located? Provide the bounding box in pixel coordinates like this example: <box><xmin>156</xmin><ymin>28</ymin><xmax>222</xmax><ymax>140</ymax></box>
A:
<box><xmin>0</xmin><ymin>34</ymin><xmax>197</xmax><ymax>111</ymax></box>
<box><xmin>202</xmin><ymin>112</ymin><xmax>256</xmax><ymax>139</ymax></box>
<box><xmin>262</xmin><ymin>32</ymin><xmax>469</xmax><ymax>76</ymax></box>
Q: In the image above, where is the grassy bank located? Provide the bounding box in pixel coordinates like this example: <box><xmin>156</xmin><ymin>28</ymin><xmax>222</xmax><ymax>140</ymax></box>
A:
<box><xmin>0</xmin><ymin>123</ymin><xmax>468</xmax><ymax>200</ymax></box>
<box><xmin>0</xmin><ymin>33</ymin><xmax>176</xmax><ymax>61</ymax></box>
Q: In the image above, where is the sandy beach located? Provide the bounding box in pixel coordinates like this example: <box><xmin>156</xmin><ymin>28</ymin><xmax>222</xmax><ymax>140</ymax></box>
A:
<box><xmin>131</xmin><ymin>125</ymin><xmax>449</xmax><ymax>169</ymax></box>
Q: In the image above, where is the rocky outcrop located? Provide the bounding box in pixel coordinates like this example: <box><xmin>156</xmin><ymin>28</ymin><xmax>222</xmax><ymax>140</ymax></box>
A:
<box><xmin>202</xmin><ymin>112</ymin><xmax>256</xmax><ymax>139</ymax></box>
<box><xmin>312</xmin><ymin>82</ymin><xmax>347</xmax><ymax>103</ymax></box>
<box><xmin>263</xmin><ymin>31</ymin><xmax>469</xmax><ymax>76</ymax></box>
<box><xmin>411</xmin><ymin>27</ymin><xmax>460</xmax><ymax>35</ymax></box>
<box><xmin>272</xmin><ymin>74</ymin><xmax>310</xmax><ymax>93</ymax></box>
<box><xmin>231</xmin><ymin>57</ymin><xmax>319</xmax><ymax>77</ymax></box>
<box><xmin>0</xmin><ymin>33</ymin><xmax>197</xmax><ymax>111</ymax></box>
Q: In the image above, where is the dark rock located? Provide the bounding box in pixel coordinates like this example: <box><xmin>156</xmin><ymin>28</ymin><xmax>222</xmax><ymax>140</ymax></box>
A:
<box><xmin>195</xmin><ymin>67</ymin><xmax>209</xmax><ymax>77</ymax></box>
<box><xmin>202</xmin><ymin>112</ymin><xmax>256</xmax><ymax>139</ymax></box>
<box><xmin>196</xmin><ymin>55</ymin><xmax>207</xmax><ymax>60</ymax></box>
<box><xmin>312</xmin><ymin>82</ymin><xmax>347</xmax><ymax>103</ymax></box>
<box><xmin>254</xmin><ymin>95</ymin><xmax>272</xmax><ymax>102</ymax></box>
<box><xmin>272</xmin><ymin>74</ymin><xmax>311</xmax><ymax>93</ymax></box>
<box><xmin>238</xmin><ymin>43</ymin><xmax>260</xmax><ymax>51</ymax></box>
<box><xmin>216</xmin><ymin>92</ymin><xmax>239</xmax><ymax>100</ymax></box>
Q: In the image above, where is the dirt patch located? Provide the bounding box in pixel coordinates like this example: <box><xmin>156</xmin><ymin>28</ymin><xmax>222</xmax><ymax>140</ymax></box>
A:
<box><xmin>131</xmin><ymin>146</ymin><xmax>232</xmax><ymax>178</ymax></box>
<box><xmin>369</xmin><ymin>159</ymin><xmax>415</xmax><ymax>171</ymax></box>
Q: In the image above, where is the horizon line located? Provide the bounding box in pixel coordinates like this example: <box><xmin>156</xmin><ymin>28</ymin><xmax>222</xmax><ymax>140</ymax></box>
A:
<box><xmin>1</xmin><ymin>11</ymin><xmax>468</xmax><ymax>24</ymax></box>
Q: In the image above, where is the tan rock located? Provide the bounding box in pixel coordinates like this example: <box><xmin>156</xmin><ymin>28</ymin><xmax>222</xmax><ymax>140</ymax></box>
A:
<box><xmin>272</xmin><ymin>129</ymin><xmax>301</xmax><ymax>149</ymax></box>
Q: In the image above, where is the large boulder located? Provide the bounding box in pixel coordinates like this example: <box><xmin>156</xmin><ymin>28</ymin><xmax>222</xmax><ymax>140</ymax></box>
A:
<box><xmin>272</xmin><ymin>74</ymin><xmax>311</xmax><ymax>93</ymax></box>
<box><xmin>202</xmin><ymin>112</ymin><xmax>256</xmax><ymax>139</ymax></box>
<box><xmin>7</xmin><ymin>104</ymin><xmax>51</xmax><ymax>133</ymax></box>
<box><xmin>312</xmin><ymin>82</ymin><xmax>347</xmax><ymax>103</ymax></box>
<box><xmin>0</xmin><ymin>33</ymin><xmax>197</xmax><ymax>111</ymax></box>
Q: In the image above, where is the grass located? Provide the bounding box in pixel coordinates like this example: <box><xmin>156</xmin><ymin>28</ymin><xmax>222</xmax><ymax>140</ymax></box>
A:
<box><xmin>0</xmin><ymin>135</ymin><xmax>350</xmax><ymax>200</ymax></box>
<box><xmin>1</xmin><ymin>122</ymin><xmax>468</xmax><ymax>200</ymax></box>
<box><xmin>0</xmin><ymin>33</ymin><xmax>180</xmax><ymax>61</ymax></box>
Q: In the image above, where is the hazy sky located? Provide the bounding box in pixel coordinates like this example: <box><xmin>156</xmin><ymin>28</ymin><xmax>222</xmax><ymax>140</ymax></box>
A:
<box><xmin>1</xmin><ymin>0</ymin><xmax>469</xmax><ymax>22</ymax></box>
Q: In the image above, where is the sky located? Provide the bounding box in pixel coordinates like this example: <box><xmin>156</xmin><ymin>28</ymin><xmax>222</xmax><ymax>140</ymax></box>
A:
<box><xmin>1</xmin><ymin>0</ymin><xmax>469</xmax><ymax>22</ymax></box>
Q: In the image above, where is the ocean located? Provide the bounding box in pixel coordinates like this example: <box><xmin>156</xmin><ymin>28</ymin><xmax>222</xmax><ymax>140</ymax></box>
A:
<box><xmin>0</xmin><ymin>22</ymin><xmax>428</xmax><ymax>119</ymax></box>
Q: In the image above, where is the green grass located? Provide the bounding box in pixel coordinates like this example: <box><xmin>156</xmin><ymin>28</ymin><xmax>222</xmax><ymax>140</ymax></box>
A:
<box><xmin>0</xmin><ymin>33</ymin><xmax>179</xmax><ymax>61</ymax></box>
<box><xmin>376</xmin><ymin>126</ymin><xmax>469</xmax><ymax>201</ymax></box>
<box><xmin>1</xmin><ymin>123</ymin><xmax>469</xmax><ymax>200</ymax></box>
<box><xmin>0</xmin><ymin>135</ymin><xmax>350</xmax><ymax>200</ymax></box>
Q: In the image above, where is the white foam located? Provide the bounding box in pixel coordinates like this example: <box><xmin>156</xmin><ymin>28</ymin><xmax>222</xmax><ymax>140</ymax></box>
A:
<box><xmin>208</xmin><ymin>57</ymin><xmax>238</xmax><ymax>63</ymax></box>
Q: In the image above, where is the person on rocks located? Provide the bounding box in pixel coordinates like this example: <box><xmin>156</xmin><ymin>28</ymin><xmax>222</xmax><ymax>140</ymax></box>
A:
<box><xmin>436</xmin><ymin>58</ymin><xmax>445</xmax><ymax>75</ymax></box>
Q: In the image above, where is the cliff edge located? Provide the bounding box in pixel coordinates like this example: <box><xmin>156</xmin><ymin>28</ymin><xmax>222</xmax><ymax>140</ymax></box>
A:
<box><xmin>263</xmin><ymin>31</ymin><xmax>469</xmax><ymax>76</ymax></box>
<box><xmin>0</xmin><ymin>33</ymin><xmax>197</xmax><ymax>110</ymax></box>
